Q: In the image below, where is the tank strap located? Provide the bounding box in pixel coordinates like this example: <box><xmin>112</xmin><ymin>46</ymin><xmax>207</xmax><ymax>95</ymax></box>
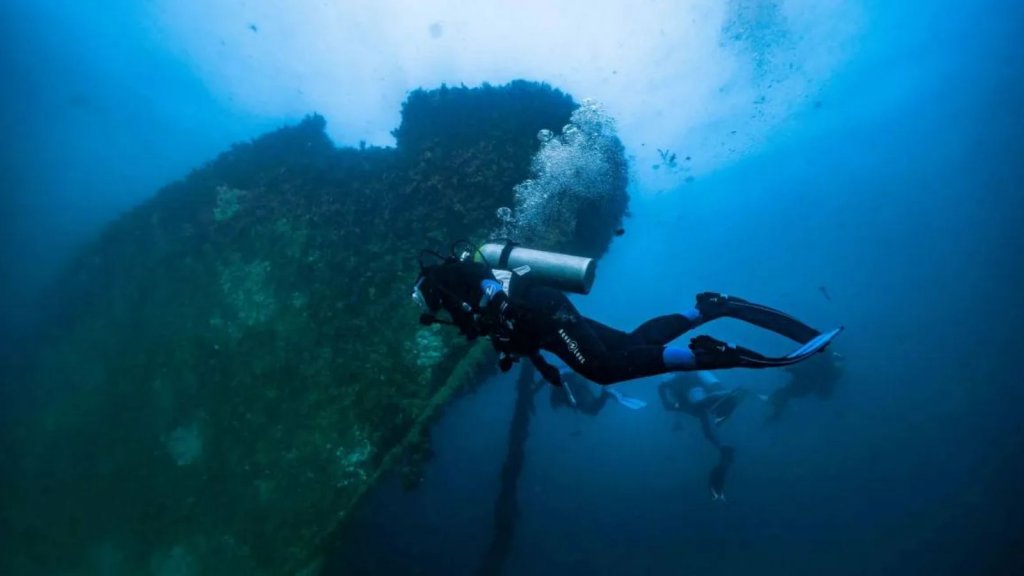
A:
<box><xmin>497</xmin><ymin>240</ymin><xmax>517</xmax><ymax>269</ymax></box>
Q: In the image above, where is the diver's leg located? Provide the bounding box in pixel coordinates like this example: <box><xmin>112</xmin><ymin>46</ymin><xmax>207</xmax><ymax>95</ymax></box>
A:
<box><xmin>583</xmin><ymin>318</ymin><xmax>634</xmax><ymax>351</ymax></box>
<box><xmin>526</xmin><ymin>287</ymin><xmax>698</xmax><ymax>384</ymax></box>
<box><xmin>564</xmin><ymin>338</ymin><xmax>788</xmax><ymax>382</ymax></box>
<box><xmin>707</xmin><ymin>390</ymin><xmax>744</xmax><ymax>425</ymax></box>
<box><xmin>696</xmin><ymin>292</ymin><xmax>820</xmax><ymax>344</ymax></box>
<box><xmin>537</xmin><ymin>296</ymin><xmax>622</xmax><ymax>383</ymax></box>
<box><xmin>649</xmin><ymin>337</ymin><xmax>773</xmax><ymax>374</ymax></box>
<box><xmin>629</xmin><ymin>310</ymin><xmax>702</xmax><ymax>345</ymax></box>
<box><xmin>548</xmin><ymin>312</ymin><xmax>820</xmax><ymax>382</ymax></box>
<box><xmin>551</xmin><ymin>338</ymin><xmax>671</xmax><ymax>385</ymax></box>
<box><xmin>661</xmin><ymin>335</ymin><xmax>774</xmax><ymax>371</ymax></box>
<box><xmin>709</xmin><ymin>445</ymin><xmax>735</xmax><ymax>501</ymax></box>
<box><xmin>686</xmin><ymin>335</ymin><xmax>776</xmax><ymax>369</ymax></box>
<box><xmin>545</xmin><ymin>315</ymin><xmax>685</xmax><ymax>384</ymax></box>
<box><xmin>698</xmin><ymin>410</ymin><xmax>723</xmax><ymax>449</ymax></box>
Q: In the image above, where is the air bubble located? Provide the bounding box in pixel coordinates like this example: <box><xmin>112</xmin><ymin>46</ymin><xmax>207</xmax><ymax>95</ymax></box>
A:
<box><xmin>494</xmin><ymin>100</ymin><xmax>625</xmax><ymax>246</ymax></box>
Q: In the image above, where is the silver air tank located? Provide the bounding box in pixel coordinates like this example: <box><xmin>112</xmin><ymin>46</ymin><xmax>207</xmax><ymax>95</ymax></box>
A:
<box><xmin>479</xmin><ymin>242</ymin><xmax>596</xmax><ymax>294</ymax></box>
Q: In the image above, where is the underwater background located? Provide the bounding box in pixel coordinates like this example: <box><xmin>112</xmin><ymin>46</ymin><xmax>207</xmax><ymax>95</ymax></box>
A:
<box><xmin>1</xmin><ymin>1</ymin><xmax>1022</xmax><ymax>575</ymax></box>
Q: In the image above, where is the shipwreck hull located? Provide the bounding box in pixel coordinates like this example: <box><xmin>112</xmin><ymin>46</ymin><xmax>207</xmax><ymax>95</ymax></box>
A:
<box><xmin>1</xmin><ymin>81</ymin><xmax>627</xmax><ymax>575</ymax></box>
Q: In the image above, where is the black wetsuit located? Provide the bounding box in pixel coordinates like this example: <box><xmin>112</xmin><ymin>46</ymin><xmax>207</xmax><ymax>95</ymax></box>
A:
<box><xmin>421</xmin><ymin>260</ymin><xmax>696</xmax><ymax>385</ymax></box>
<box><xmin>416</xmin><ymin>260</ymin><xmax>827</xmax><ymax>388</ymax></box>
<box><xmin>505</xmin><ymin>281</ymin><xmax>698</xmax><ymax>386</ymax></box>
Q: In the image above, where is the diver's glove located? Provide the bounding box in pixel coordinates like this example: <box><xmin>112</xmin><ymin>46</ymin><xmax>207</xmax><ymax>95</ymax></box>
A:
<box><xmin>475</xmin><ymin>279</ymin><xmax>514</xmax><ymax>337</ymax></box>
<box><xmin>498</xmin><ymin>352</ymin><xmax>517</xmax><ymax>372</ymax></box>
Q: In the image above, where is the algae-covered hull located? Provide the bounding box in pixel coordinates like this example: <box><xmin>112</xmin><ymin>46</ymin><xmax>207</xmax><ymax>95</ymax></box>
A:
<box><xmin>1</xmin><ymin>81</ymin><xmax>627</xmax><ymax>575</ymax></box>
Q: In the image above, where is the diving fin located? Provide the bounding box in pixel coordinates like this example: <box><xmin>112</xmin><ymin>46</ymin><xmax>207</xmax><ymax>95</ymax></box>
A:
<box><xmin>606</xmin><ymin>388</ymin><xmax>647</xmax><ymax>410</ymax></box>
<box><xmin>691</xmin><ymin>327</ymin><xmax>844</xmax><ymax>369</ymax></box>
<box><xmin>784</xmin><ymin>327</ymin><xmax>843</xmax><ymax>360</ymax></box>
<box><xmin>696</xmin><ymin>292</ymin><xmax>820</xmax><ymax>344</ymax></box>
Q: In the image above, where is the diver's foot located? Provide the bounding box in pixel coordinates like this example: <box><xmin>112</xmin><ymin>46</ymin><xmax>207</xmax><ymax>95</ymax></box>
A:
<box><xmin>689</xmin><ymin>335</ymin><xmax>767</xmax><ymax>369</ymax></box>
<box><xmin>695</xmin><ymin>292</ymin><xmax>820</xmax><ymax>344</ymax></box>
<box><xmin>695</xmin><ymin>292</ymin><xmax>748</xmax><ymax>320</ymax></box>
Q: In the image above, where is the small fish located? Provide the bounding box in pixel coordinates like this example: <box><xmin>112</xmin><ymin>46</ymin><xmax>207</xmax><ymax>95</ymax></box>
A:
<box><xmin>818</xmin><ymin>285</ymin><xmax>832</xmax><ymax>301</ymax></box>
<box><xmin>614</xmin><ymin>228</ymin><xmax>625</xmax><ymax>236</ymax></box>
<box><xmin>248</xmin><ymin>23</ymin><xmax>258</xmax><ymax>33</ymax></box>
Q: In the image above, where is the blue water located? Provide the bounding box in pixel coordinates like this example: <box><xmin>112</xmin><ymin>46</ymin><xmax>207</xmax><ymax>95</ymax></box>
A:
<box><xmin>3</xmin><ymin>0</ymin><xmax>1023</xmax><ymax>574</ymax></box>
<box><xmin>330</xmin><ymin>2</ymin><xmax>1024</xmax><ymax>574</ymax></box>
<box><xmin>0</xmin><ymin>0</ymin><xmax>274</xmax><ymax>345</ymax></box>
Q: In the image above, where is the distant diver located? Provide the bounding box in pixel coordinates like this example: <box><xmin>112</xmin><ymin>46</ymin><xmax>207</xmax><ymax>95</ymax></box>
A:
<box><xmin>657</xmin><ymin>148</ymin><xmax>678</xmax><ymax>168</ymax></box>
<box><xmin>411</xmin><ymin>240</ymin><xmax>843</xmax><ymax>389</ymax></box>
<box><xmin>659</xmin><ymin>371</ymin><xmax>745</xmax><ymax>500</ymax></box>
<box><xmin>760</xmin><ymin>351</ymin><xmax>846</xmax><ymax>422</ymax></box>
<box><xmin>549</xmin><ymin>369</ymin><xmax>647</xmax><ymax>415</ymax></box>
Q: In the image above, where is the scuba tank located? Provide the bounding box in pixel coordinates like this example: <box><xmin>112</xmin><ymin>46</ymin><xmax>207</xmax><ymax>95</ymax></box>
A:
<box><xmin>478</xmin><ymin>241</ymin><xmax>596</xmax><ymax>294</ymax></box>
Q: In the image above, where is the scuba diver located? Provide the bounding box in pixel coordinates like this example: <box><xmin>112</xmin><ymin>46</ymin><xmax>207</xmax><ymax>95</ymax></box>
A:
<box><xmin>659</xmin><ymin>371</ymin><xmax>745</xmax><ymax>500</ymax></box>
<box><xmin>550</xmin><ymin>369</ymin><xmax>647</xmax><ymax>415</ymax></box>
<box><xmin>412</xmin><ymin>241</ymin><xmax>843</xmax><ymax>389</ymax></box>
<box><xmin>761</xmin><ymin>351</ymin><xmax>846</xmax><ymax>422</ymax></box>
